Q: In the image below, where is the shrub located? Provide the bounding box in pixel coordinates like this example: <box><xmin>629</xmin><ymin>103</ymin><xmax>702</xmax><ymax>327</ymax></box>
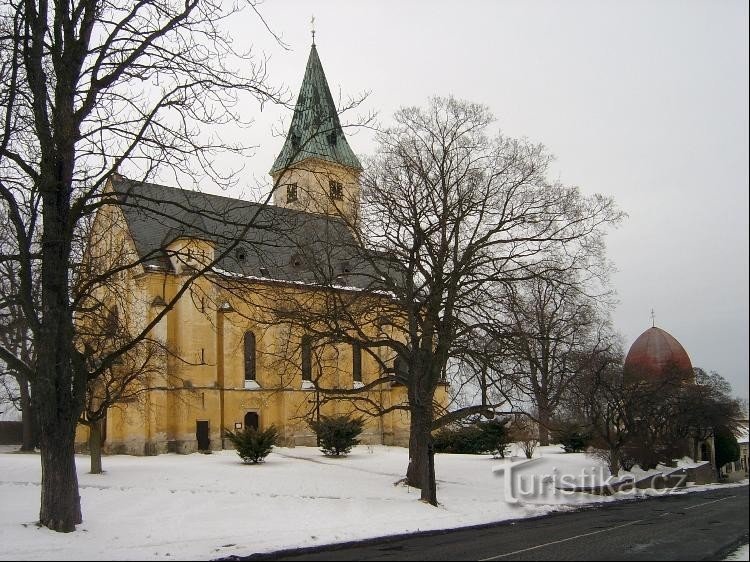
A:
<box><xmin>510</xmin><ymin>418</ymin><xmax>539</xmax><ymax>459</ymax></box>
<box><xmin>309</xmin><ymin>415</ymin><xmax>365</xmax><ymax>457</ymax></box>
<box><xmin>224</xmin><ymin>425</ymin><xmax>278</xmax><ymax>464</ymax></box>
<box><xmin>714</xmin><ymin>425</ymin><xmax>740</xmax><ymax>470</ymax></box>
<box><xmin>479</xmin><ymin>419</ymin><xmax>512</xmax><ymax>458</ymax></box>
<box><xmin>551</xmin><ymin>421</ymin><xmax>592</xmax><ymax>453</ymax></box>
<box><xmin>433</xmin><ymin>425</ymin><xmax>486</xmax><ymax>454</ymax></box>
<box><xmin>433</xmin><ymin>420</ymin><xmax>512</xmax><ymax>456</ymax></box>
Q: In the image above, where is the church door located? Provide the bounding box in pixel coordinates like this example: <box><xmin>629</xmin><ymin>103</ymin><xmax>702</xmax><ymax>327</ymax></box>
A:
<box><xmin>196</xmin><ymin>421</ymin><xmax>210</xmax><ymax>451</ymax></box>
<box><xmin>244</xmin><ymin>412</ymin><xmax>259</xmax><ymax>431</ymax></box>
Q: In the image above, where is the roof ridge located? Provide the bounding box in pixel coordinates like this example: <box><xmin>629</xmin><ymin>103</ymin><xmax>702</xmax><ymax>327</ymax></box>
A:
<box><xmin>111</xmin><ymin>175</ymin><xmax>351</xmax><ymax>225</ymax></box>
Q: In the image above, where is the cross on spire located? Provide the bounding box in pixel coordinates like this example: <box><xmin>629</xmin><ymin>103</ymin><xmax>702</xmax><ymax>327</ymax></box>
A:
<box><xmin>650</xmin><ymin>308</ymin><xmax>656</xmax><ymax>328</ymax></box>
<box><xmin>311</xmin><ymin>15</ymin><xmax>315</xmax><ymax>45</ymax></box>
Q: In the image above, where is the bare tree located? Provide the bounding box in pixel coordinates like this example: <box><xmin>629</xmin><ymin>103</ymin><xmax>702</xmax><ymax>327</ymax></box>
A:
<box><xmin>568</xmin><ymin>345</ymin><xmax>635</xmax><ymax>475</ymax></box>
<box><xmin>228</xmin><ymin>96</ymin><xmax>623</xmax><ymax>506</ymax></box>
<box><xmin>498</xmin><ymin>271</ymin><xmax>615</xmax><ymax>445</ymax></box>
<box><xmin>75</xmin><ymin>221</ymin><xmax>170</xmax><ymax>474</ymax></box>
<box><xmin>0</xmin><ymin>0</ymin><xmax>283</xmax><ymax>531</ymax></box>
<box><xmin>0</xmin><ymin>235</ymin><xmax>37</xmax><ymax>451</ymax></box>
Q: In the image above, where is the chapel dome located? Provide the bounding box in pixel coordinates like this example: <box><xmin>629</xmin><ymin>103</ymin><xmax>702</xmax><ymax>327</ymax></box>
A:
<box><xmin>623</xmin><ymin>326</ymin><xmax>694</xmax><ymax>381</ymax></box>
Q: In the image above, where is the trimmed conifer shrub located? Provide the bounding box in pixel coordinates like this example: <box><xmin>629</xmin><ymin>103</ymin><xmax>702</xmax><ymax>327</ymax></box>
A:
<box><xmin>224</xmin><ymin>425</ymin><xmax>278</xmax><ymax>464</ymax></box>
<box><xmin>309</xmin><ymin>415</ymin><xmax>365</xmax><ymax>457</ymax></box>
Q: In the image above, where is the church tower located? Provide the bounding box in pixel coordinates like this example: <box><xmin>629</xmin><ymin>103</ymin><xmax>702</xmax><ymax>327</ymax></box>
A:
<box><xmin>270</xmin><ymin>41</ymin><xmax>362</xmax><ymax>226</ymax></box>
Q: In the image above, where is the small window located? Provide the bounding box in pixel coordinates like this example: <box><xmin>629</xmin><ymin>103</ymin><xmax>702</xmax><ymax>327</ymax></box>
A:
<box><xmin>329</xmin><ymin>180</ymin><xmax>343</xmax><ymax>201</ymax></box>
<box><xmin>287</xmin><ymin>183</ymin><xmax>298</xmax><ymax>203</ymax></box>
<box><xmin>327</xmin><ymin>131</ymin><xmax>337</xmax><ymax>146</ymax></box>
<box><xmin>340</xmin><ymin>261</ymin><xmax>351</xmax><ymax>274</ymax></box>
<box><xmin>290</xmin><ymin>254</ymin><xmax>304</xmax><ymax>269</ymax></box>
<box><xmin>259</xmin><ymin>267</ymin><xmax>269</xmax><ymax>276</ymax></box>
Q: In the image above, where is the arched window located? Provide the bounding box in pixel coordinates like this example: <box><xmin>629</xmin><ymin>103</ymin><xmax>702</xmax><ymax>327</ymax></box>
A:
<box><xmin>244</xmin><ymin>331</ymin><xmax>256</xmax><ymax>382</ymax></box>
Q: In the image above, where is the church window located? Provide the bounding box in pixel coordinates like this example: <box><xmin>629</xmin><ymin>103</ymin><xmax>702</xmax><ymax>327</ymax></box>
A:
<box><xmin>287</xmin><ymin>183</ymin><xmax>298</xmax><ymax>203</ymax></box>
<box><xmin>301</xmin><ymin>335</ymin><xmax>312</xmax><ymax>381</ymax></box>
<box><xmin>259</xmin><ymin>266</ymin><xmax>269</xmax><ymax>276</ymax></box>
<box><xmin>236</xmin><ymin>249</ymin><xmax>246</xmax><ymax>263</ymax></box>
<box><xmin>244</xmin><ymin>331</ymin><xmax>256</xmax><ymax>382</ymax></box>
<box><xmin>352</xmin><ymin>342</ymin><xmax>362</xmax><ymax>383</ymax></box>
<box><xmin>327</xmin><ymin>131</ymin><xmax>337</xmax><ymax>146</ymax></box>
<box><xmin>329</xmin><ymin>180</ymin><xmax>343</xmax><ymax>200</ymax></box>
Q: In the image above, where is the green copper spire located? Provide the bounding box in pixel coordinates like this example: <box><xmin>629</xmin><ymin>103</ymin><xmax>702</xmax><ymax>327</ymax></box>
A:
<box><xmin>270</xmin><ymin>44</ymin><xmax>362</xmax><ymax>175</ymax></box>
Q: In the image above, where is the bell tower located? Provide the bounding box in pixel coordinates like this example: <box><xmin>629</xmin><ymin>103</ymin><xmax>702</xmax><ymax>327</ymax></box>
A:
<box><xmin>270</xmin><ymin>40</ymin><xmax>362</xmax><ymax>227</ymax></box>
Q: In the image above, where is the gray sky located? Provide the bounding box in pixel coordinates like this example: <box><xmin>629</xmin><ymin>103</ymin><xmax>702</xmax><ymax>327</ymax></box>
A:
<box><xmin>212</xmin><ymin>0</ymin><xmax>749</xmax><ymax>400</ymax></box>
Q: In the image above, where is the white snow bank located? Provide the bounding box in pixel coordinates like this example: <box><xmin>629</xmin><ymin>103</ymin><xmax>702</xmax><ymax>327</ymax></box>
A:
<box><xmin>0</xmin><ymin>445</ymin><xmax>741</xmax><ymax>561</ymax></box>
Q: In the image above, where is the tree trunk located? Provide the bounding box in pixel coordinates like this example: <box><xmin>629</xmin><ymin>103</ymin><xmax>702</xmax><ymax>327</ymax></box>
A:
<box><xmin>608</xmin><ymin>448</ymin><xmax>620</xmax><ymax>477</ymax></box>
<box><xmin>34</xmin><ymin>160</ymin><xmax>84</xmax><ymax>531</ymax></box>
<box><xmin>19</xmin><ymin>380</ymin><xmax>37</xmax><ymax>452</ymax></box>
<box><xmin>537</xmin><ymin>406</ymin><xmax>551</xmax><ymax>447</ymax></box>
<box><xmin>88</xmin><ymin>422</ymin><xmax>103</xmax><ymax>474</ymax></box>
<box><xmin>406</xmin><ymin>402</ymin><xmax>438</xmax><ymax>506</ymax></box>
<box><xmin>38</xmin><ymin>429</ymin><xmax>82</xmax><ymax>531</ymax></box>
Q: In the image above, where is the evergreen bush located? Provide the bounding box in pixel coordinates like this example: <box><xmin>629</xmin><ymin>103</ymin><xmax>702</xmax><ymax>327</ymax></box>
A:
<box><xmin>224</xmin><ymin>425</ymin><xmax>278</xmax><ymax>464</ymax></box>
<box><xmin>309</xmin><ymin>415</ymin><xmax>365</xmax><ymax>457</ymax></box>
<box><xmin>551</xmin><ymin>421</ymin><xmax>592</xmax><ymax>453</ymax></box>
<box><xmin>433</xmin><ymin>420</ymin><xmax>512</xmax><ymax>456</ymax></box>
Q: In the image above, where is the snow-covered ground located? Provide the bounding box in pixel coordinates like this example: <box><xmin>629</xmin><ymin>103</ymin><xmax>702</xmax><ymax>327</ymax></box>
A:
<box><xmin>0</xmin><ymin>444</ymin><xmax>746</xmax><ymax>561</ymax></box>
<box><xmin>725</xmin><ymin>543</ymin><xmax>750</xmax><ymax>561</ymax></box>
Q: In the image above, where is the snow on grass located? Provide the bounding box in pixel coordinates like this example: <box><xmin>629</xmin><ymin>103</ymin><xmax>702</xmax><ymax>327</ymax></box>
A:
<box><xmin>0</xmin><ymin>445</ymin><xmax>744</xmax><ymax>561</ymax></box>
<box><xmin>725</xmin><ymin>543</ymin><xmax>750</xmax><ymax>561</ymax></box>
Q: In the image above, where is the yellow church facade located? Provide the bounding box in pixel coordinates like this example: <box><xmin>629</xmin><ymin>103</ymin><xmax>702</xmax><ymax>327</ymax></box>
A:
<box><xmin>76</xmin><ymin>42</ymin><xmax>447</xmax><ymax>455</ymax></box>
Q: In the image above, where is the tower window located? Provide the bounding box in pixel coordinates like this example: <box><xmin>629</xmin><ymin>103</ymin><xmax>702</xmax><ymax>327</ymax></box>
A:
<box><xmin>329</xmin><ymin>180</ymin><xmax>343</xmax><ymax>201</ymax></box>
<box><xmin>287</xmin><ymin>183</ymin><xmax>298</xmax><ymax>203</ymax></box>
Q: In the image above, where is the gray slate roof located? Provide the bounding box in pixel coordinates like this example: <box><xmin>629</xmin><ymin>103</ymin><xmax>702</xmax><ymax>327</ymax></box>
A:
<box><xmin>111</xmin><ymin>175</ymin><xmax>388</xmax><ymax>289</ymax></box>
<box><xmin>270</xmin><ymin>44</ymin><xmax>362</xmax><ymax>175</ymax></box>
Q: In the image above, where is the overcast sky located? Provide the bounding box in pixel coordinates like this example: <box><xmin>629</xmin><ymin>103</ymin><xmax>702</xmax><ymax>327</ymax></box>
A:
<box><xmin>209</xmin><ymin>0</ymin><xmax>749</xmax><ymax>400</ymax></box>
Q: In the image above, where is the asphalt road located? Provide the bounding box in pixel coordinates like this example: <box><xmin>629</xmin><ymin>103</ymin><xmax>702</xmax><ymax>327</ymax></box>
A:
<box><xmin>229</xmin><ymin>486</ymin><xmax>749</xmax><ymax>561</ymax></box>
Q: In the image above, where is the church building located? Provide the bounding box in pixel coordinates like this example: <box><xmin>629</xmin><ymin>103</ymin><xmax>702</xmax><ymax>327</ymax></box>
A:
<box><xmin>77</xmin><ymin>42</ymin><xmax>440</xmax><ymax>455</ymax></box>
